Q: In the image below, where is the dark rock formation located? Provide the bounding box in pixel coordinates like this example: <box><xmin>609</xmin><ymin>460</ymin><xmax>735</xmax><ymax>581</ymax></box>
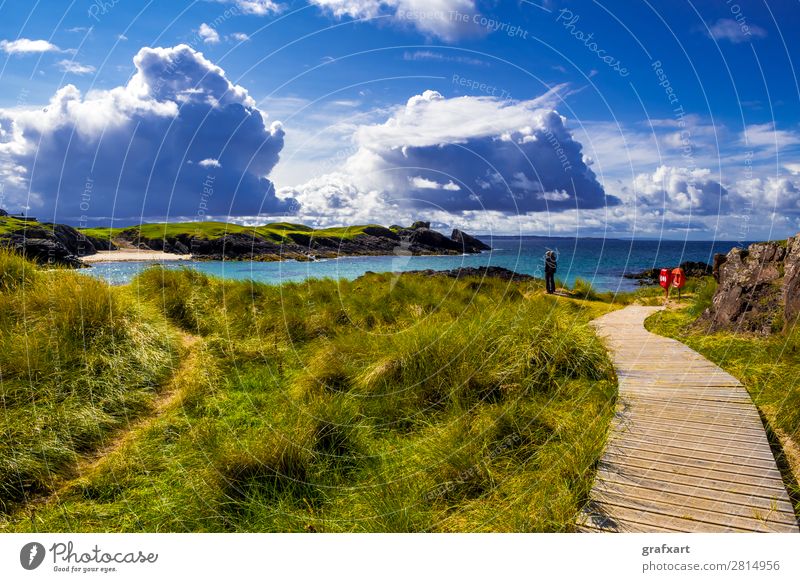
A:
<box><xmin>361</xmin><ymin>225</ymin><xmax>399</xmax><ymax>239</ymax></box>
<box><xmin>451</xmin><ymin>229</ymin><xmax>491</xmax><ymax>252</ymax></box>
<box><xmin>6</xmin><ymin>237</ymin><xmax>84</xmax><ymax>267</ymax></box>
<box><xmin>700</xmin><ymin>235</ymin><xmax>800</xmax><ymax>334</ymax></box>
<box><xmin>87</xmin><ymin>234</ymin><xmax>117</xmax><ymax>251</ymax></box>
<box><xmin>712</xmin><ymin>253</ymin><xmax>727</xmax><ymax>282</ymax></box>
<box><xmin>0</xmin><ymin>208</ymin><xmax>8</xmax><ymax>217</ymax></box>
<box><xmin>0</xmin><ymin>217</ymin><xmax>105</xmax><ymax>266</ymax></box>
<box><xmin>395</xmin><ymin>226</ymin><xmax>462</xmax><ymax>254</ymax></box>
<box><xmin>624</xmin><ymin>261</ymin><xmax>713</xmax><ymax>286</ymax></box>
<box><xmin>410</xmin><ymin>221</ymin><xmax>430</xmax><ymax>230</ymax></box>
<box><xmin>120</xmin><ymin>221</ymin><xmax>490</xmax><ymax>261</ymax></box>
<box><xmin>385</xmin><ymin>266</ymin><xmax>534</xmax><ymax>282</ymax></box>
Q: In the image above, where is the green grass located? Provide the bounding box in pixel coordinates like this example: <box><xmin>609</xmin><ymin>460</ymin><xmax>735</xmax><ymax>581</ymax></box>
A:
<box><xmin>645</xmin><ymin>282</ymin><xmax>800</xmax><ymax>510</ymax></box>
<box><xmin>0</xmin><ymin>250</ymin><xmax>179</xmax><ymax>512</ymax></box>
<box><xmin>1</xmin><ymin>257</ymin><xmax>622</xmax><ymax>532</ymax></box>
<box><xmin>80</xmin><ymin>221</ymin><xmax>388</xmax><ymax>245</ymax></box>
<box><xmin>0</xmin><ymin>214</ymin><xmax>43</xmax><ymax>236</ymax></box>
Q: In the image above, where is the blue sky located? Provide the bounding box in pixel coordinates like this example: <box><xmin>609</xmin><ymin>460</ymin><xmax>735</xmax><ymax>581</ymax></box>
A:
<box><xmin>0</xmin><ymin>0</ymin><xmax>798</xmax><ymax>240</ymax></box>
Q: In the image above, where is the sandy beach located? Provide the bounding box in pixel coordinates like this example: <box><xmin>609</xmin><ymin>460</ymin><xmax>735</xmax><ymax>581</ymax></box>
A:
<box><xmin>81</xmin><ymin>249</ymin><xmax>192</xmax><ymax>263</ymax></box>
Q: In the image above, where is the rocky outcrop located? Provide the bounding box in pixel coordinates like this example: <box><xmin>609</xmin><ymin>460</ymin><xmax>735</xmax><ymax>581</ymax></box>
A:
<box><xmin>395</xmin><ymin>225</ymin><xmax>462</xmax><ymax>254</ymax></box>
<box><xmin>624</xmin><ymin>261</ymin><xmax>712</xmax><ymax>286</ymax></box>
<box><xmin>120</xmin><ymin>221</ymin><xmax>490</xmax><ymax>261</ymax></box>
<box><xmin>0</xmin><ymin>213</ymin><xmax>107</xmax><ymax>266</ymax></box>
<box><xmin>451</xmin><ymin>229</ymin><xmax>491</xmax><ymax>252</ymax></box>
<box><xmin>700</xmin><ymin>235</ymin><xmax>800</xmax><ymax>334</ymax></box>
<box><xmin>5</xmin><ymin>237</ymin><xmax>84</xmax><ymax>267</ymax></box>
<box><xmin>364</xmin><ymin>266</ymin><xmax>533</xmax><ymax>282</ymax></box>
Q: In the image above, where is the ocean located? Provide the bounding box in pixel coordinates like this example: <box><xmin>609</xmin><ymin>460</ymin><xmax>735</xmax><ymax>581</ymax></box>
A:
<box><xmin>85</xmin><ymin>236</ymin><xmax>747</xmax><ymax>292</ymax></box>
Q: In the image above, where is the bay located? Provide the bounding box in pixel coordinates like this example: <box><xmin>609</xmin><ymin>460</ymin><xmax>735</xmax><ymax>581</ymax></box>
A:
<box><xmin>85</xmin><ymin>236</ymin><xmax>747</xmax><ymax>292</ymax></box>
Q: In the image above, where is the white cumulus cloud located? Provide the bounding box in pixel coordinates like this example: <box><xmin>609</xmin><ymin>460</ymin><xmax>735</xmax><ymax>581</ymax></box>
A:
<box><xmin>310</xmin><ymin>0</ymin><xmax>484</xmax><ymax>42</ymax></box>
<box><xmin>198</xmin><ymin>158</ymin><xmax>222</xmax><ymax>168</ymax></box>
<box><xmin>57</xmin><ymin>60</ymin><xmax>96</xmax><ymax>75</ymax></box>
<box><xmin>1</xmin><ymin>38</ymin><xmax>61</xmax><ymax>54</ymax></box>
<box><xmin>279</xmin><ymin>88</ymin><xmax>615</xmax><ymax>222</ymax></box>
<box><xmin>198</xmin><ymin>23</ymin><xmax>220</xmax><ymax>44</ymax></box>
<box><xmin>0</xmin><ymin>44</ymin><xmax>290</xmax><ymax>222</ymax></box>
<box><xmin>634</xmin><ymin>165</ymin><xmax>729</xmax><ymax>215</ymax></box>
<box><xmin>409</xmin><ymin>176</ymin><xmax>461</xmax><ymax>190</ymax></box>
<box><xmin>733</xmin><ymin>176</ymin><xmax>800</xmax><ymax>214</ymax></box>
<box><xmin>742</xmin><ymin>122</ymin><xmax>800</xmax><ymax>148</ymax></box>
<box><xmin>220</xmin><ymin>0</ymin><xmax>282</xmax><ymax>15</ymax></box>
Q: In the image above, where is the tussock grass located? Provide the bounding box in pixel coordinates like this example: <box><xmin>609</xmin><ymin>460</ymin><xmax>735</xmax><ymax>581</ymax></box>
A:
<box><xmin>4</xmin><ymin>263</ymin><xmax>619</xmax><ymax>532</ymax></box>
<box><xmin>0</xmin><ymin>250</ymin><xmax>37</xmax><ymax>292</ymax></box>
<box><xmin>0</xmin><ymin>250</ymin><xmax>178</xmax><ymax>510</ymax></box>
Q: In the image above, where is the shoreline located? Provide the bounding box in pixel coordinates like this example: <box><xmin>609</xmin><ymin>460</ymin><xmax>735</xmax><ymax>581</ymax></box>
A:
<box><xmin>81</xmin><ymin>248</ymin><xmax>486</xmax><ymax>265</ymax></box>
<box><xmin>81</xmin><ymin>250</ymin><xmax>192</xmax><ymax>263</ymax></box>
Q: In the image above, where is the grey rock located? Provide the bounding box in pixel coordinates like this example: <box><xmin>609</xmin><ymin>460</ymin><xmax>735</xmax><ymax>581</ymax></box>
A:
<box><xmin>5</xmin><ymin>237</ymin><xmax>83</xmax><ymax>267</ymax></box>
<box><xmin>701</xmin><ymin>236</ymin><xmax>800</xmax><ymax>334</ymax></box>
<box><xmin>451</xmin><ymin>229</ymin><xmax>491</xmax><ymax>252</ymax></box>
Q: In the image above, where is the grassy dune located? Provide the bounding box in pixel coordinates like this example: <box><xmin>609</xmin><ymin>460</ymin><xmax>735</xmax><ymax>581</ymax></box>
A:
<box><xmin>0</xmin><ymin>251</ymin><xmax>178</xmax><ymax>511</ymax></box>
<box><xmin>0</xmin><ymin>251</ymin><xmax>622</xmax><ymax>532</ymax></box>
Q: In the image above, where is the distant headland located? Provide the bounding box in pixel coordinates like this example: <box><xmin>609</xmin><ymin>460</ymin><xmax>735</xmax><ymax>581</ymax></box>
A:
<box><xmin>0</xmin><ymin>211</ymin><xmax>490</xmax><ymax>266</ymax></box>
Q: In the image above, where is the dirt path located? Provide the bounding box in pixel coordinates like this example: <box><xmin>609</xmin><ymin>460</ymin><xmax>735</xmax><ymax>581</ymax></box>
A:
<box><xmin>31</xmin><ymin>333</ymin><xmax>203</xmax><ymax>509</ymax></box>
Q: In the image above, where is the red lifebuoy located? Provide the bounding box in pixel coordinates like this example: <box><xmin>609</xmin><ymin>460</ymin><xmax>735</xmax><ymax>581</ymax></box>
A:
<box><xmin>659</xmin><ymin>268</ymin><xmax>672</xmax><ymax>289</ymax></box>
<box><xmin>671</xmin><ymin>268</ymin><xmax>686</xmax><ymax>289</ymax></box>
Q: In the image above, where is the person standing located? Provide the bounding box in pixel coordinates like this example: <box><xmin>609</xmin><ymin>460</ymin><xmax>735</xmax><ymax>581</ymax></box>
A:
<box><xmin>544</xmin><ymin>250</ymin><xmax>557</xmax><ymax>294</ymax></box>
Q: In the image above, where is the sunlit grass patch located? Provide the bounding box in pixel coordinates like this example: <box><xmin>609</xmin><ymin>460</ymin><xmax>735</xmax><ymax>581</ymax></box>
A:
<box><xmin>4</xmin><ymin>259</ymin><xmax>619</xmax><ymax>532</ymax></box>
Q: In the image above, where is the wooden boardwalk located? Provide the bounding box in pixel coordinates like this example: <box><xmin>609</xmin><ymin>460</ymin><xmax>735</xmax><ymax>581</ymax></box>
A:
<box><xmin>579</xmin><ymin>305</ymin><xmax>799</xmax><ymax>533</ymax></box>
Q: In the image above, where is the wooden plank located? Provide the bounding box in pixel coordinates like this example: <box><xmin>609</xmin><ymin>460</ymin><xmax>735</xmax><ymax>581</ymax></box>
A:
<box><xmin>579</xmin><ymin>305</ymin><xmax>799</xmax><ymax>533</ymax></box>
<box><xmin>594</xmin><ymin>468</ymin><xmax>795</xmax><ymax>514</ymax></box>
<box><xmin>583</xmin><ymin>501</ymin><xmax>752</xmax><ymax>533</ymax></box>
<box><xmin>608</xmin><ymin>425</ymin><xmax>777</xmax><ymax>467</ymax></box>
<box><xmin>616</xmin><ymin>421</ymin><xmax>772</xmax><ymax>444</ymax></box>
<box><xmin>594</xmin><ymin>481</ymin><xmax>798</xmax><ymax>527</ymax></box>
<box><xmin>603</xmin><ymin>457</ymin><xmax>781</xmax><ymax>489</ymax></box>
<box><xmin>620</xmin><ymin>407</ymin><xmax>760</xmax><ymax>423</ymax></box>
<box><xmin>612</xmin><ymin>433</ymin><xmax>777</xmax><ymax>461</ymax></box>
<box><xmin>610</xmin><ymin>435</ymin><xmax>776</xmax><ymax>464</ymax></box>
<box><xmin>596</xmin><ymin>462</ymin><xmax>791</xmax><ymax>500</ymax></box>
<box><xmin>578</xmin><ymin>509</ymin><xmax>688</xmax><ymax>533</ymax></box>
<box><xmin>604</xmin><ymin>448</ymin><xmax>783</xmax><ymax>480</ymax></box>
<box><xmin>619</xmin><ymin>420</ymin><xmax>770</xmax><ymax>445</ymax></box>
<box><xmin>617</xmin><ymin>410</ymin><xmax>767</xmax><ymax>433</ymax></box>
<box><xmin>618</xmin><ymin>403</ymin><xmax>762</xmax><ymax>421</ymax></box>
<box><xmin>594</xmin><ymin>491</ymin><xmax>797</xmax><ymax>532</ymax></box>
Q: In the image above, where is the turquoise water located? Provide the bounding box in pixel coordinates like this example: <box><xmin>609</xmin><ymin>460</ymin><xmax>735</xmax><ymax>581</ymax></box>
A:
<box><xmin>86</xmin><ymin>236</ymin><xmax>746</xmax><ymax>292</ymax></box>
